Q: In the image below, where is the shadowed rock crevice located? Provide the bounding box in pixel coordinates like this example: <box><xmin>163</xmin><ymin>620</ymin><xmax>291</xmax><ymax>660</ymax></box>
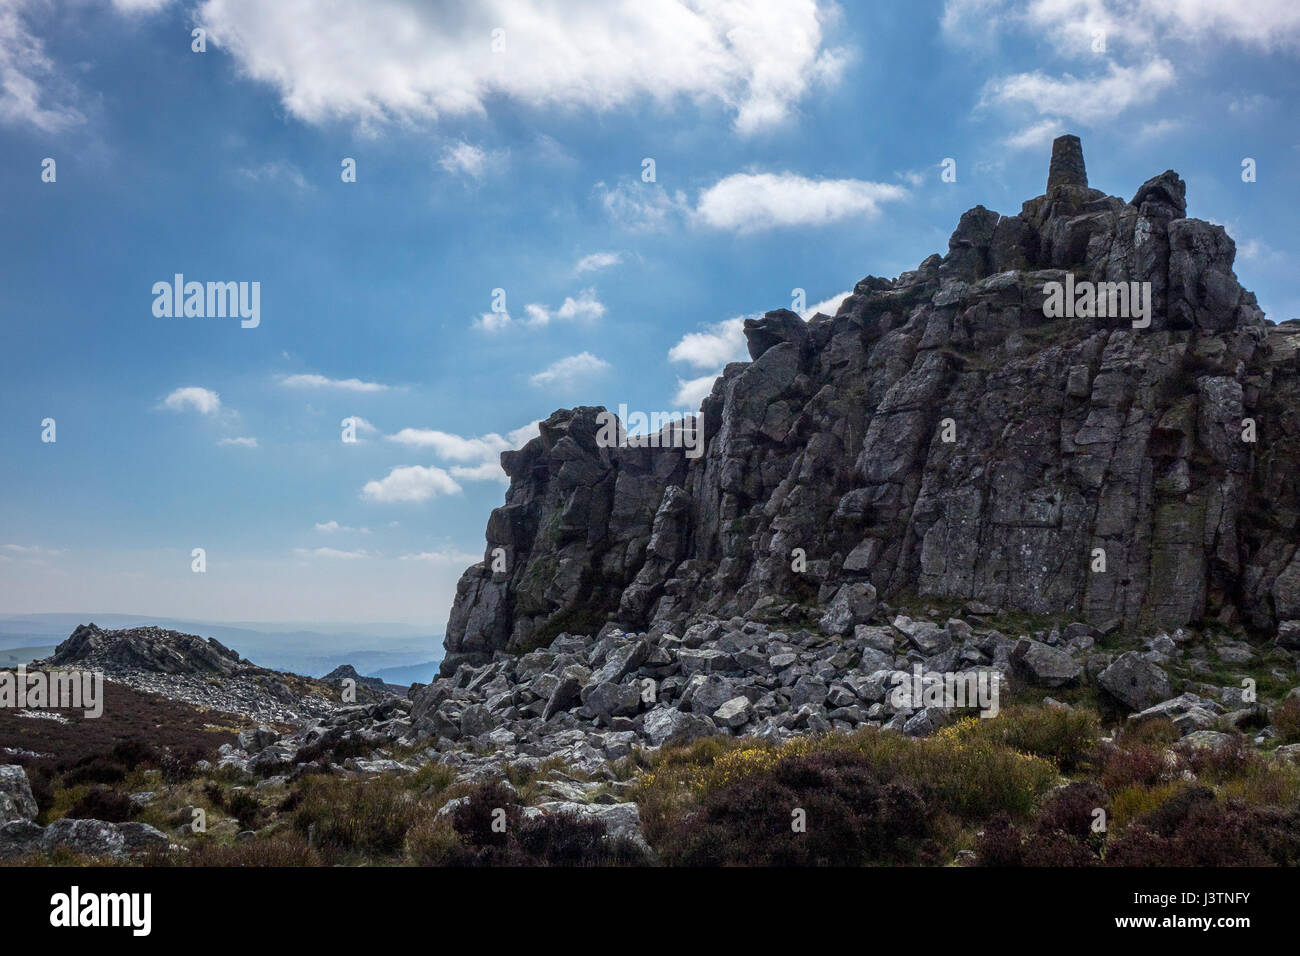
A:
<box><xmin>441</xmin><ymin>136</ymin><xmax>1293</xmax><ymax>673</ymax></box>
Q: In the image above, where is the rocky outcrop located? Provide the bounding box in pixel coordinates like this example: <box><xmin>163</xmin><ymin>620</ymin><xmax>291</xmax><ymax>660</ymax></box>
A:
<box><xmin>442</xmin><ymin>137</ymin><xmax>1296</xmax><ymax>673</ymax></box>
<box><xmin>42</xmin><ymin>623</ymin><xmax>248</xmax><ymax>675</ymax></box>
<box><xmin>33</xmin><ymin>624</ymin><xmax>339</xmax><ymax>723</ymax></box>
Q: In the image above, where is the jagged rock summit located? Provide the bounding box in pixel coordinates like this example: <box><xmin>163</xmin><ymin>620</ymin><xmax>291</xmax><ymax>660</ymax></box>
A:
<box><xmin>442</xmin><ymin>136</ymin><xmax>1300</xmax><ymax>674</ymax></box>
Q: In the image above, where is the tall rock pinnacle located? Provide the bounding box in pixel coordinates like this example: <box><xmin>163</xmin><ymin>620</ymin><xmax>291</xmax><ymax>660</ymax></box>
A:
<box><xmin>1047</xmin><ymin>134</ymin><xmax>1088</xmax><ymax>190</ymax></box>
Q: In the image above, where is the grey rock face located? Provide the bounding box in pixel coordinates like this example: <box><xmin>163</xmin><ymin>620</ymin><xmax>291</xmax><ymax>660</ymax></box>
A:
<box><xmin>443</xmin><ymin>137</ymin><xmax>1289</xmax><ymax>670</ymax></box>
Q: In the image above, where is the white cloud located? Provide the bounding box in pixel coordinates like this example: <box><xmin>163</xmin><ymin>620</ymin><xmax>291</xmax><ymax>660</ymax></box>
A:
<box><xmin>344</xmin><ymin>416</ymin><xmax>379</xmax><ymax>437</ymax></box>
<box><xmin>3</xmin><ymin>544</ymin><xmax>62</xmax><ymax>557</ymax></box>
<box><xmin>0</xmin><ymin>2</ymin><xmax>85</xmax><ymax>131</ymax></box>
<box><xmin>195</xmin><ymin>0</ymin><xmax>845</xmax><ymax>134</ymax></box>
<box><xmin>522</xmin><ymin>288</ymin><xmax>605</xmax><ymax>327</ymax></box>
<box><xmin>382</xmin><ymin>421</ymin><xmax>539</xmax><ymax>483</ymax></box>
<box><xmin>111</xmin><ymin>0</ymin><xmax>173</xmax><ymax>12</ymax></box>
<box><xmin>218</xmin><ymin>436</ymin><xmax>258</xmax><ymax>448</ymax></box>
<box><xmin>596</xmin><ymin>181</ymin><xmax>691</xmax><ymax>231</ymax></box>
<box><xmin>474</xmin><ymin>310</ymin><xmax>513</xmax><ymax>333</ymax></box>
<box><xmin>279</xmin><ymin>373</ymin><xmax>391</xmax><ymax>392</ymax></box>
<box><xmin>673</xmin><ymin>374</ymin><xmax>720</xmax><ymax>409</ymax></box>
<box><xmin>1136</xmin><ymin>117</ymin><xmax>1183</xmax><ymax>141</ymax></box>
<box><xmin>575</xmin><ymin>251</ymin><xmax>622</xmax><ymax>273</ymax></box>
<box><xmin>315</xmin><ymin>520</ymin><xmax>371</xmax><ymax>534</ymax></box>
<box><xmin>802</xmin><ymin>290</ymin><xmax>850</xmax><ymax>319</ymax></box>
<box><xmin>386</xmin><ymin>429</ymin><xmax>512</xmax><ymax>462</ymax></box>
<box><xmin>239</xmin><ymin>160</ymin><xmax>310</xmax><ymax>189</ymax></box>
<box><xmin>361</xmin><ymin>465</ymin><xmax>462</xmax><ymax>503</ymax></box>
<box><xmin>439</xmin><ymin>140</ymin><xmax>505</xmax><ymax>179</ymax></box>
<box><xmin>398</xmin><ymin>549</ymin><xmax>481</xmax><ymax>564</ymax></box>
<box><xmin>944</xmin><ymin>0</ymin><xmax>1300</xmax><ymax>56</ymax></box>
<box><xmin>450</xmin><ymin>462</ymin><xmax>510</xmax><ymax>483</ymax></box>
<box><xmin>980</xmin><ymin>59</ymin><xmax>1176</xmax><ymax>125</ymax></box>
<box><xmin>161</xmin><ymin>387</ymin><xmax>222</xmax><ymax>415</ymax></box>
<box><xmin>694</xmin><ymin>172</ymin><xmax>907</xmax><ymax>233</ymax></box>
<box><xmin>294</xmin><ymin>546</ymin><xmax>372</xmax><ymax>559</ymax></box>
<box><xmin>1002</xmin><ymin>118</ymin><xmax>1064</xmax><ymax>151</ymax></box>
<box><xmin>530</xmin><ymin>352</ymin><xmax>611</xmax><ymax>389</ymax></box>
<box><xmin>507</xmin><ymin>420</ymin><xmax>541</xmax><ymax>446</ymax></box>
<box><xmin>945</xmin><ymin>1</ymin><xmax>1300</xmax><ymax>142</ymax></box>
<box><xmin>476</xmin><ymin>289</ymin><xmax>605</xmax><ymax>332</ymax></box>
<box><xmin>668</xmin><ymin>317</ymin><xmax>750</xmax><ymax>369</ymax></box>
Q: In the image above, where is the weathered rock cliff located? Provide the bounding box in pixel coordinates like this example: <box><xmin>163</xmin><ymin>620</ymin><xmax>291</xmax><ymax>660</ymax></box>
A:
<box><xmin>442</xmin><ymin>137</ymin><xmax>1300</xmax><ymax>674</ymax></box>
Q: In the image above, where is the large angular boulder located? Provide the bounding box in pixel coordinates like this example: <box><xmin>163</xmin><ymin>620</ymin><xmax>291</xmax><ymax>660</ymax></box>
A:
<box><xmin>0</xmin><ymin>766</ymin><xmax>38</xmax><ymax>824</ymax></box>
<box><xmin>1011</xmin><ymin>639</ymin><xmax>1081</xmax><ymax>688</ymax></box>
<box><xmin>1098</xmin><ymin>652</ymin><xmax>1172</xmax><ymax>711</ymax></box>
<box><xmin>642</xmin><ymin>707</ymin><xmax>717</xmax><ymax>747</ymax></box>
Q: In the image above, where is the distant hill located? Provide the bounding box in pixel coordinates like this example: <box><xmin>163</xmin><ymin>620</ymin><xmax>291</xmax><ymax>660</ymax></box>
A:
<box><xmin>0</xmin><ymin>614</ymin><xmax>441</xmax><ymax>677</ymax></box>
<box><xmin>0</xmin><ymin>645</ymin><xmax>55</xmax><ymax>667</ymax></box>
<box><xmin>371</xmin><ymin>661</ymin><xmax>442</xmax><ymax>687</ymax></box>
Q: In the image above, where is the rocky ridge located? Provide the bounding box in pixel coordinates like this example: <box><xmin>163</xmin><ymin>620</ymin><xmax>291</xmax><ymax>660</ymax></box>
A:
<box><xmin>31</xmin><ymin>624</ymin><xmax>343</xmax><ymax>723</ymax></box>
<box><xmin>442</xmin><ymin>136</ymin><xmax>1300</xmax><ymax>674</ymax></box>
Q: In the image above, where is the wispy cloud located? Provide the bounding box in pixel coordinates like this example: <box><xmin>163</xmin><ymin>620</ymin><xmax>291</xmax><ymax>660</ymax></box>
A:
<box><xmin>439</xmin><ymin>140</ymin><xmax>506</xmax><ymax>179</ymax></box>
<box><xmin>575</xmin><ymin>251</ymin><xmax>622</xmax><ymax>273</ymax></box>
<box><xmin>279</xmin><ymin>373</ymin><xmax>391</xmax><ymax>392</ymax></box>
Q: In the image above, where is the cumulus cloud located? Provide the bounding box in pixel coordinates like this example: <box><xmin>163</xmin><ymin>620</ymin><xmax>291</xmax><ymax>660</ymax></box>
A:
<box><xmin>386</xmin><ymin>429</ymin><xmax>512</xmax><ymax>461</ymax></box>
<box><xmin>523</xmin><ymin>288</ymin><xmax>605</xmax><ymax>327</ymax></box>
<box><xmin>381</xmin><ymin>421</ymin><xmax>540</xmax><ymax>483</ymax></box>
<box><xmin>161</xmin><ymin>387</ymin><xmax>222</xmax><ymax>415</ymax></box>
<box><xmin>279</xmin><ymin>373</ymin><xmax>391</xmax><ymax>392</ymax></box>
<box><xmin>802</xmin><ymin>290</ymin><xmax>851</xmax><ymax>319</ymax></box>
<box><xmin>530</xmin><ymin>352</ymin><xmax>611</xmax><ymax>389</ymax></box>
<box><xmin>508</xmin><ymin>420</ymin><xmax>541</xmax><ymax>446</ymax></box>
<box><xmin>476</xmin><ymin>289</ymin><xmax>605</xmax><ymax>332</ymax></box>
<box><xmin>575</xmin><ymin>251</ymin><xmax>622</xmax><ymax>273</ymax></box>
<box><xmin>361</xmin><ymin>465</ymin><xmax>462</xmax><ymax>503</ymax></box>
<box><xmin>218</xmin><ymin>436</ymin><xmax>258</xmax><ymax>448</ymax></box>
<box><xmin>695</xmin><ymin>172</ymin><xmax>908</xmax><ymax>233</ymax></box>
<box><xmin>195</xmin><ymin>0</ymin><xmax>846</xmax><ymax>134</ymax></box>
<box><xmin>668</xmin><ymin>317</ymin><xmax>750</xmax><ymax>369</ymax></box>
<box><xmin>673</xmin><ymin>374</ymin><xmax>720</xmax><ymax>409</ymax></box>
<box><xmin>449</xmin><ymin>462</ymin><xmax>510</xmax><ymax>483</ymax></box>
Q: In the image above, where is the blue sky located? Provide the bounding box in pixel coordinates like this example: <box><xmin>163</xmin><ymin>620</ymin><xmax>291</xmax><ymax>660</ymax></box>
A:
<box><xmin>1</xmin><ymin>0</ymin><xmax>1297</xmax><ymax>627</ymax></box>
